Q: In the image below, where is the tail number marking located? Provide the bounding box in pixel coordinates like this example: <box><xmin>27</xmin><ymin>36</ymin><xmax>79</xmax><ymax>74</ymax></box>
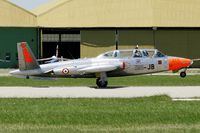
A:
<box><xmin>147</xmin><ymin>64</ymin><xmax>155</xmax><ymax>70</ymax></box>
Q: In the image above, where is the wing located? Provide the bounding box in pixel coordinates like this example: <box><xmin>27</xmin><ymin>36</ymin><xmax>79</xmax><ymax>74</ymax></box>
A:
<box><xmin>78</xmin><ymin>62</ymin><xmax>125</xmax><ymax>73</ymax></box>
<box><xmin>43</xmin><ymin>61</ymin><xmax>125</xmax><ymax>76</ymax></box>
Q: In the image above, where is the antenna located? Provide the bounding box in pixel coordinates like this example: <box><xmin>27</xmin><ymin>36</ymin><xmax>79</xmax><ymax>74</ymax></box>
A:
<box><xmin>56</xmin><ymin>45</ymin><xmax>59</xmax><ymax>57</ymax></box>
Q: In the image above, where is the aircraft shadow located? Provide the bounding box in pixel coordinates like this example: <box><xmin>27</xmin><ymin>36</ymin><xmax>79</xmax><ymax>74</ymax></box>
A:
<box><xmin>89</xmin><ymin>86</ymin><xmax>127</xmax><ymax>89</ymax></box>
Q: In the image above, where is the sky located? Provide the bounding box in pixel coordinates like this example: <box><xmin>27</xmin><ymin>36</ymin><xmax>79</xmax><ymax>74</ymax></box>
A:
<box><xmin>9</xmin><ymin>0</ymin><xmax>52</xmax><ymax>10</ymax></box>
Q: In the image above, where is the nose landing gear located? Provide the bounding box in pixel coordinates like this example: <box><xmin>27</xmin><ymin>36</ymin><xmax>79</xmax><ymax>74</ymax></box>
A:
<box><xmin>180</xmin><ymin>68</ymin><xmax>187</xmax><ymax>78</ymax></box>
<box><xmin>180</xmin><ymin>71</ymin><xmax>186</xmax><ymax>78</ymax></box>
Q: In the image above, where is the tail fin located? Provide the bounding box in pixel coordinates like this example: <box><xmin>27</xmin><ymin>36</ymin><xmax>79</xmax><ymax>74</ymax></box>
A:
<box><xmin>17</xmin><ymin>42</ymin><xmax>40</xmax><ymax>70</ymax></box>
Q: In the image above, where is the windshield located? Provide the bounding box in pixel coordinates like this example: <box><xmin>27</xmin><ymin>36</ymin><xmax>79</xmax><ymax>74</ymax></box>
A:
<box><xmin>142</xmin><ymin>50</ymin><xmax>149</xmax><ymax>57</ymax></box>
<box><xmin>119</xmin><ymin>51</ymin><xmax>133</xmax><ymax>58</ymax></box>
<box><xmin>102</xmin><ymin>52</ymin><xmax>113</xmax><ymax>58</ymax></box>
<box><xmin>154</xmin><ymin>51</ymin><xmax>165</xmax><ymax>57</ymax></box>
<box><xmin>98</xmin><ymin>49</ymin><xmax>166</xmax><ymax>59</ymax></box>
<box><xmin>133</xmin><ymin>50</ymin><xmax>142</xmax><ymax>57</ymax></box>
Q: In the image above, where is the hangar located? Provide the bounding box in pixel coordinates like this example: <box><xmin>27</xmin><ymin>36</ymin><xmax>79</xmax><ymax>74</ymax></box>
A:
<box><xmin>0</xmin><ymin>0</ymin><xmax>38</xmax><ymax>68</ymax></box>
<box><xmin>1</xmin><ymin>0</ymin><xmax>200</xmax><ymax>68</ymax></box>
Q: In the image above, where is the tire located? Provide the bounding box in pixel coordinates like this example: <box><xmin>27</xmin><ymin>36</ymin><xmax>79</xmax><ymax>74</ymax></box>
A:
<box><xmin>96</xmin><ymin>78</ymin><xmax>108</xmax><ymax>88</ymax></box>
<box><xmin>180</xmin><ymin>72</ymin><xmax>186</xmax><ymax>78</ymax></box>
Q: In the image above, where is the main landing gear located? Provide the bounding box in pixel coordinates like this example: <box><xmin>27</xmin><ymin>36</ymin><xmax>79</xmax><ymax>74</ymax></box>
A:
<box><xmin>26</xmin><ymin>75</ymin><xmax>30</xmax><ymax>79</ymax></box>
<box><xmin>96</xmin><ymin>78</ymin><xmax>108</xmax><ymax>88</ymax></box>
<box><xmin>96</xmin><ymin>72</ymin><xmax>108</xmax><ymax>88</ymax></box>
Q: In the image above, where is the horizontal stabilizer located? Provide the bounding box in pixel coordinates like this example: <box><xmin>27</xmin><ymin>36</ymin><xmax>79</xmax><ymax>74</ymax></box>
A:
<box><xmin>0</xmin><ymin>59</ymin><xmax>10</xmax><ymax>62</ymax></box>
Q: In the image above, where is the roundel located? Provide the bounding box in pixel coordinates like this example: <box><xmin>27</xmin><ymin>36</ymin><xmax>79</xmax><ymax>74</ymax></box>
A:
<box><xmin>62</xmin><ymin>68</ymin><xmax>69</xmax><ymax>74</ymax></box>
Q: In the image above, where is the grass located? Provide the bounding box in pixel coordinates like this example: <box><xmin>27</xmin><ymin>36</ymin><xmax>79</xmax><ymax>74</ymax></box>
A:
<box><xmin>0</xmin><ymin>75</ymin><xmax>200</xmax><ymax>86</ymax></box>
<box><xmin>0</xmin><ymin>96</ymin><xmax>200</xmax><ymax>132</ymax></box>
<box><xmin>0</xmin><ymin>76</ymin><xmax>200</xmax><ymax>132</ymax></box>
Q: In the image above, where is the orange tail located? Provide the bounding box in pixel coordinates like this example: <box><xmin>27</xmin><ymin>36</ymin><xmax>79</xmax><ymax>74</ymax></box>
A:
<box><xmin>17</xmin><ymin>42</ymin><xmax>40</xmax><ymax>70</ymax></box>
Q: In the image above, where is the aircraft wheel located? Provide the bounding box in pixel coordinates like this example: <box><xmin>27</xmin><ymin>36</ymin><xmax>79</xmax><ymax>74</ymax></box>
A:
<box><xmin>26</xmin><ymin>75</ymin><xmax>30</xmax><ymax>79</ymax></box>
<box><xmin>180</xmin><ymin>71</ymin><xmax>186</xmax><ymax>78</ymax></box>
<box><xmin>96</xmin><ymin>78</ymin><xmax>108</xmax><ymax>88</ymax></box>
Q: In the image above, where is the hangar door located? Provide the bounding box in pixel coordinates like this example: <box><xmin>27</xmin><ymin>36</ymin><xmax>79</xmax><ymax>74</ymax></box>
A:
<box><xmin>42</xmin><ymin>29</ymin><xmax>80</xmax><ymax>59</ymax></box>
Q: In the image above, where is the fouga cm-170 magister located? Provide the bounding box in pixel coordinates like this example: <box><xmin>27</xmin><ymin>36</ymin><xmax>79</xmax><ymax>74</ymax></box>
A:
<box><xmin>10</xmin><ymin>42</ymin><xmax>195</xmax><ymax>88</ymax></box>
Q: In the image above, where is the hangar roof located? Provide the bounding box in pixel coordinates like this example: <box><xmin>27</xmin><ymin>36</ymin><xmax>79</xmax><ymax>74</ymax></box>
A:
<box><xmin>32</xmin><ymin>0</ymin><xmax>67</xmax><ymax>15</ymax></box>
<box><xmin>0</xmin><ymin>0</ymin><xmax>37</xmax><ymax>27</ymax></box>
<box><xmin>32</xmin><ymin>0</ymin><xmax>200</xmax><ymax>28</ymax></box>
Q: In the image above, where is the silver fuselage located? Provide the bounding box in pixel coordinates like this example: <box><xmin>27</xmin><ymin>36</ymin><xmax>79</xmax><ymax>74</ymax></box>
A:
<box><xmin>10</xmin><ymin>56</ymin><xmax>169</xmax><ymax>78</ymax></box>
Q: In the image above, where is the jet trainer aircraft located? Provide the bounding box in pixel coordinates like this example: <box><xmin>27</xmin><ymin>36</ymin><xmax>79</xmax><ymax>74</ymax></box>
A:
<box><xmin>10</xmin><ymin>42</ymin><xmax>194</xmax><ymax>88</ymax></box>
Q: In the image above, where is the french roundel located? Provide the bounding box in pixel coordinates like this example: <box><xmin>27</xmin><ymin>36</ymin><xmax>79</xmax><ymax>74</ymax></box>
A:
<box><xmin>62</xmin><ymin>68</ymin><xmax>69</xmax><ymax>74</ymax></box>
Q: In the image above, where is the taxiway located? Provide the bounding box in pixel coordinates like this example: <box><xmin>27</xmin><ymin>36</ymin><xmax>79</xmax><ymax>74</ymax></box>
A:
<box><xmin>0</xmin><ymin>86</ymin><xmax>200</xmax><ymax>98</ymax></box>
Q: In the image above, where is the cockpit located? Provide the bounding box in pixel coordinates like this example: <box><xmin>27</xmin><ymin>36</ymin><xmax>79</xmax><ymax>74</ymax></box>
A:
<box><xmin>97</xmin><ymin>49</ymin><xmax>166</xmax><ymax>58</ymax></box>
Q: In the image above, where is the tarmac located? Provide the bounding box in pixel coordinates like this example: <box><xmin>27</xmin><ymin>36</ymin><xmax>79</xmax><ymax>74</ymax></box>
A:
<box><xmin>0</xmin><ymin>69</ymin><xmax>200</xmax><ymax>99</ymax></box>
<box><xmin>0</xmin><ymin>86</ymin><xmax>200</xmax><ymax>99</ymax></box>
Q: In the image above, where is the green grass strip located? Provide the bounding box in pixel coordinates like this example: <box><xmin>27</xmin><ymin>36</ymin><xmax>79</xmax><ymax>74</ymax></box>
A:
<box><xmin>0</xmin><ymin>96</ymin><xmax>200</xmax><ymax>132</ymax></box>
<box><xmin>1</xmin><ymin>75</ymin><xmax>200</xmax><ymax>86</ymax></box>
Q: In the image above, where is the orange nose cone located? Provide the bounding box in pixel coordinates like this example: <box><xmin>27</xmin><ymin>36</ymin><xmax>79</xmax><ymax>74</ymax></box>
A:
<box><xmin>168</xmin><ymin>57</ymin><xmax>192</xmax><ymax>71</ymax></box>
<box><xmin>182</xmin><ymin>58</ymin><xmax>193</xmax><ymax>67</ymax></box>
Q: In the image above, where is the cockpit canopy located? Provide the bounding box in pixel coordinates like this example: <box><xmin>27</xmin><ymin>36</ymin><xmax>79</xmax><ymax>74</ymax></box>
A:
<box><xmin>97</xmin><ymin>49</ymin><xmax>166</xmax><ymax>58</ymax></box>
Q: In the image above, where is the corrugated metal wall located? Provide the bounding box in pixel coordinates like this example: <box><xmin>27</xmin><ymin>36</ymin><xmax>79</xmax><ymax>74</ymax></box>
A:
<box><xmin>155</xmin><ymin>29</ymin><xmax>200</xmax><ymax>67</ymax></box>
<box><xmin>81</xmin><ymin>29</ymin><xmax>200</xmax><ymax>67</ymax></box>
<box><xmin>34</xmin><ymin>0</ymin><xmax>153</xmax><ymax>27</ymax></box>
<box><xmin>34</xmin><ymin>0</ymin><xmax>200</xmax><ymax>28</ymax></box>
<box><xmin>81</xmin><ymin>30</ymin><xmax>116</xmax><ymax>57</ymax></box>
<box><xmin>118</xmin><ymin>29</ymin><xmax>154</xmax><ymax>49</ymax></box>
<box><xmin>0</xmin><ymin>28</ymin><xmax>38</xmax><ymax>68</ymax></box>
<box><xmin>81</xmin><ymin>29</ymin><xmax>155</xmax><ymax>58</ymax></box>
<box><xmin>0</xmin><ymin>28</ymin><xmax>199</xmax><ymax>68</ymax></box>
<box><xmin>1</xmin><ymin>0</ymin><xmax>200</xmax><ymax>68</ymax></box>
<box><xmin>0</xmin><ymin>0</ymin><xmax>36</xmax><ymax>27</ymax></box>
